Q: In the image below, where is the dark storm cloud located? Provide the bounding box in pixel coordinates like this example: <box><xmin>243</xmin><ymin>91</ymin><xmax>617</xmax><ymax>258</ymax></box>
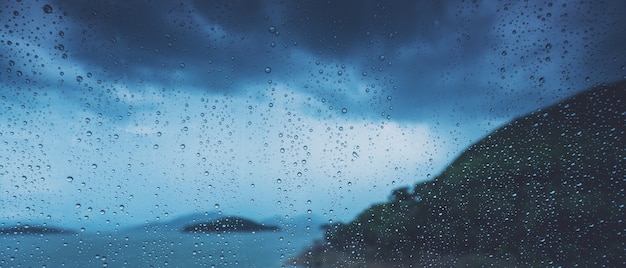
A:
<box><xmin>45</xmin><ymin>0</ymin><xmax>278</xmax><ymax>91</ymax></box>
<box><xmin>277</xmin><ymin>0</ymin><xmax>450</xmax><ymax>53</ymax></box>
<box><xmin>15</xmin><ymin>0</ymin><xmax>625</xmax><ymax>123</ymax></box>
<box><xmin>388</xmin><ymin>0</ymin><xmax>626</xmax><ymax>124</ymax></box>
<box><xmin>49</xmin><ymin>0</ymin><xmax>458</xmax><ymax>82</ymax></box>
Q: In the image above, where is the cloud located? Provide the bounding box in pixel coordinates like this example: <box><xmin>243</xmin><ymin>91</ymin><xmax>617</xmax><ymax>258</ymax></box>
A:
<box><xmin>1</xmin><ymin>75</ymin><xmax>454</xmax><ymax>227</ymax></box>
<box><xmin>2</xmin><ymin>0</ymin><xmax>625</xmax><ymax>229</ymax></box>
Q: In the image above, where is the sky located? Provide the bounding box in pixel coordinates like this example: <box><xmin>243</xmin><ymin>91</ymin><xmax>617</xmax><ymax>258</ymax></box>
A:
<box><xmin>1</xmin><ymin>0</ymin><xmax>625</xmax><ymax>231</ymax></box>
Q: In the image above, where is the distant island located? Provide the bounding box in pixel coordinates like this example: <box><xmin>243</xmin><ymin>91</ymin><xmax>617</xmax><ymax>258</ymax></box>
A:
<box><xmin>181</xmin><ymin>216</ymin><xmax>280</xmax><ymax>233</ymax></box>
<box><xmin>290</xmin><ymin>80</ymin><xmax>626</xmax><ymax>267</ymax></box>
<box><xmin>0</xmin><ymin>225</ymin><xmax>76</xmax><ymax>235</ymax></box>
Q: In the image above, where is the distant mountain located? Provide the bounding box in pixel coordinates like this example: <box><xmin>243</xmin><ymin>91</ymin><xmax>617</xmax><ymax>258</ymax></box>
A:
<box><xmin>0</xmin><ymin>224</ymin><xmax>76</xmax><ymax>235</ymax></box>
<box><xmin>261</xmin><ymin>214</ymin><xmax>326</xmax><ymax>233</ymax></box>
<box><xmin>124</xmin><ymin>212</ymin><xmax>222</xmax><ymax>233</ymax></box>
<box><xmin>291</xmin><ymin>80</ymin><xmax>626</xmax><ymax>267</ymax></box>
<box><xmin>181</xmin><ymin>216</ymin><xmax>279</xmax><ymax>233</ymax></box>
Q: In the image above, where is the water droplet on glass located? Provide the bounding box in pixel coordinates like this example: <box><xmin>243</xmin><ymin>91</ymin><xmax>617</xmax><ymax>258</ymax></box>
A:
<box><xmin>76</xmin><ymin>76</ymin><xmax>83</xmax><ymax>82</ymax></box>
<box><xmin>352</xmin><ymin>151</ymin><xmax>359</xmax><ymax>158</ymax></box>
<box><xmin>341</xmin><ymin>108</ymin><xmax>348</xmax><ymax>114</ymax></box>
<box><xmin>67</xmin><ymin>176</ymin><xmax>74</xmax><ymax>182</ymax></box>
<box><xmin>264</xmin><ymin>67</ymin><xmax>271</xmax><ymax>73</ymax></box>
<box><xmin>43</xmin><ymin>4</ymin><xmax>53</xmax><ymax>13</ymax></box>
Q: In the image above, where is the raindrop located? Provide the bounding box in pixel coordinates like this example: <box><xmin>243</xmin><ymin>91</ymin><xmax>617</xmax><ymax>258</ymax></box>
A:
<box><xmin>76</xmin><ymin>76</ymin><xmax>83</xmax><ymax>82</ymax></box>
<box><xmin>67</xmin><ymin>176</ymin><xmax>74</xmax><ymax>182</ymax></box>
<box><xmin>43</xmin><ymin>4</ymin><xmax>53</xmax><ymax>14</ymax></box>
<box><xmin>264</xmin><ymin>67</ymin><xmax>271</xmax><ymax>73</ymax></box>
<box><xmin>352</xmin><ymin>151</ymin><xmax>359</xmax><ymax>158</ymax></box>
<box><xmin>341</xmin><ymin>108</ymin><xmax>348</xmax><ymax>114</ymax></box>
<box><xmin>91</xmin><ymin>164</ymin><xmax>97</xmax><ymax>169</ymax></box>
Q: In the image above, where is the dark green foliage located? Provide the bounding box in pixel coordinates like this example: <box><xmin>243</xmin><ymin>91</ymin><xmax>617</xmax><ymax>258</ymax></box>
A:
<box><xmin>181</xmin><ymin>216</ymin><xmax>280</xmax><ymax>233</ymax></box>
<box><xmin>325</xmin><ymin>196</ymin><xmax>428</xmax><ymax>261</ymax></box>
<box><xmin>318</xmin><ymin>80</ymin><xmax>626</xmax><ymax>266</ymax></box>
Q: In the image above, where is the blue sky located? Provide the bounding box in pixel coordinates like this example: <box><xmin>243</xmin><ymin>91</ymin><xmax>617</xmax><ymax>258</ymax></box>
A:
<box><xmin>1</xmin><ymin>0</ymin><xmax>624</xmax><ymax>231</ymax></box>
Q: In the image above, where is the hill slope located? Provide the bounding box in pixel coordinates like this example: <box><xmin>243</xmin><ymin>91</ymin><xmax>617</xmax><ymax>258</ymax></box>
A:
<box><xmin>291</xmin><ymin>80</ymin><xmax>626</xmax><ymax>267</ymax></box>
